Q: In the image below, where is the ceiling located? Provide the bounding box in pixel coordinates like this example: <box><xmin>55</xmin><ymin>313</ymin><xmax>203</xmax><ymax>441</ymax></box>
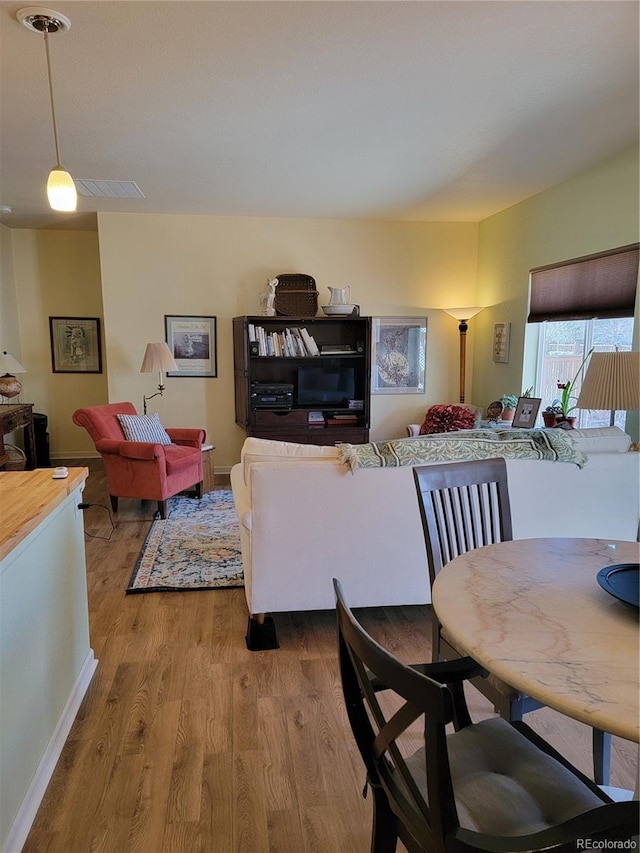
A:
<box><xmin>1</xmin><ymin>1</ymin><xmax>638</xmax><ymax>230</ymax></box>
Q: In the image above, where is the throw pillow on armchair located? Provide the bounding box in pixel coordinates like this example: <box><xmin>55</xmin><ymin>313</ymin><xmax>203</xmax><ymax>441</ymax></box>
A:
<box><xmin>419</xmin><ymin>404</ymin><xmax>477</xmax><ymax>434</ymax></box>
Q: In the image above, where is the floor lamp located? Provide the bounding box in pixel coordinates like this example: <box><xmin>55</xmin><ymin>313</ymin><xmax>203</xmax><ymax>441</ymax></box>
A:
<box><xmin>140</xmin><ymin>342</ymin><xmax>178</xmax><ymax>414</ymax></box>
<box><xmin>576</xmin><ymin>350</ymin><xmax>640</xmax><ymax>427</ymax></box>
<box><xmin>443</xmin><ymin>307</ymin><xmax>483</xmax><ymax>404</ymax></box>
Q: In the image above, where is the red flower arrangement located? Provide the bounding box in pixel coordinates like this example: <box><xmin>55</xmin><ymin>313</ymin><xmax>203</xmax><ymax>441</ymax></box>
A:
<box><xmin>419</xmin><ymin>404</ymin><xmax>476</xmax><ymax>435</ymax></box>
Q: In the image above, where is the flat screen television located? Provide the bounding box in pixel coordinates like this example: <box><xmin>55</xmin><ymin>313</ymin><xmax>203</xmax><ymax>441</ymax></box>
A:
<box><xmin>297</xmin><ymin>366</ymin><xmax>356</xmax><ymax>407</ymax></box>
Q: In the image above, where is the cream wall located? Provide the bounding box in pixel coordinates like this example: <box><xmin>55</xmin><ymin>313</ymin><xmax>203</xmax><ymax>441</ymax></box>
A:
<box><xmin>473</xmin><ymin>146</ymin><xmax>639</xmax><ymax>420</ymax></box>
<box><xmin>11</xmin><ymin>230</ymin><xmax>107</xmax><ymax>456</ymax></box>
<box><xmin>6</xmin><ymin>147</ymin><xmax>638</xmax><ymax>466</ymax></box>
<box><xmin>96</xmin><ymin>213</ymin><xmax>479</xmax><ymax>469</ymax></box>
<box><xmin>1</xmin><ymin>224</ymin><xmax>21</xmax><ymax>362</ymax></box>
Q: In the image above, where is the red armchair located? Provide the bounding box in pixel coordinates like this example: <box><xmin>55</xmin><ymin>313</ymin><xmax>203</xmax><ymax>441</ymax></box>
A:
<box><xmin>72</xmin><ymin>402</ymin><xmax>206</xmax><ymax>519</ymax></box>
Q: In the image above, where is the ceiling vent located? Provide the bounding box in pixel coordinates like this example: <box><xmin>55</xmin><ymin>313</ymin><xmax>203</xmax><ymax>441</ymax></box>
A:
<box><xmin>75</xmin><ymin>179</ymin><xmax>145</xmax><ymax>199</ymax></box>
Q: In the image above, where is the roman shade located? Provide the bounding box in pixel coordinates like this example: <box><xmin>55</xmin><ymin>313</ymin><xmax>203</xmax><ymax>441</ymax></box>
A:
<box><xmin>528</xmin><ymin>244</ymin><xmax>638</xmax><ymax>323</ymax></box>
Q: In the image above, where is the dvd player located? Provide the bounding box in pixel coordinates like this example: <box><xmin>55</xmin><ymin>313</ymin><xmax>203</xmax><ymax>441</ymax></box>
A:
<box><xmin>250</xmin><ymin>382</ymin><xmax>294</xmax><ymax>409</ymax></box>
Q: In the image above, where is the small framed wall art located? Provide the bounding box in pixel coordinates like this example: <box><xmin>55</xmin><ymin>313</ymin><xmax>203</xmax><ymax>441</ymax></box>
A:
<box><xmin>493</xmin><ymin>322</ymin><xmax>510</xmax><ymax>363</ymax></box>
<box><xmin>49</xmin><ymin>316</ymin><xmax>102</xmax><ymax>373</ymax></box>
<box><xmin>165</xmin><ymin>315</ymin><xmax>217</xmax><ymax>377</ymax></box>
<box><xmin>372</xmin><ymin>317</ymin><xmax>427</xmax><ymax>394</ymax></box>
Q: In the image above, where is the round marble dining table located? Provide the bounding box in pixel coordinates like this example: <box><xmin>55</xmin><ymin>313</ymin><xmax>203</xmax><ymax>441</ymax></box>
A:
<box><xmin>432</xmin><ymin>537</ymin><xmax>639</xmax><ymax>742</ymax></box>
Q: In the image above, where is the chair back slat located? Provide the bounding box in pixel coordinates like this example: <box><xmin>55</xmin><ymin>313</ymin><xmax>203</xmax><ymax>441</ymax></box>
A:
<box><xmin>414</xmin><ymin>459</ymin><xmax>513</xmax><ymax>582</ymax></box>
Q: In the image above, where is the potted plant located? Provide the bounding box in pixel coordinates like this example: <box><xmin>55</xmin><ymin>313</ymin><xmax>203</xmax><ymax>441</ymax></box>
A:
<box><xmin>543</xmin><ymin>349</ymin><xmax>593</xmax><ymax>428</ymax></box>
<box><xmin>500</xmin><ymin>394</ymin><xmax>518</xmax><ymax>421</ymax></box>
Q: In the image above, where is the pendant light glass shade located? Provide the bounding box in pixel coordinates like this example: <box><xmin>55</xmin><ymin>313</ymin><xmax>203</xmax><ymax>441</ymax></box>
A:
<box><xmin>47</xmin><ymin>166</ymin><xmax>77</xmax><ymax>211</ymax></box>
<box><xmin>17</xmin><ymin>8</ymin><xmax>76</xmax><ymax>213</ymax></box>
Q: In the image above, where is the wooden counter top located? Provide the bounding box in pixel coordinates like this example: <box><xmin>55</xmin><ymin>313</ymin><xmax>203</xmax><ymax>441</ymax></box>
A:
<box><xmin>0</xmin><ymin>468</ymin><xmax>88</xmax><ymax>562</ymax></box>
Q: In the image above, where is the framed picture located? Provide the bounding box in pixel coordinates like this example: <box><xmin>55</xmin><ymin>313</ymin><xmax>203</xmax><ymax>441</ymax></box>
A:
<box><xmin>493</xmin><ymin>322</ymin><xmax>511</xmax><ymax>363</ymax></box>
<box><xmin>165</xmin><ymin>315</ymin><xmax>217</xmax><ymax>377</ymax></box>
<box><xmin>49</xmin><ymin>317</ymin><xmax>102</xmax><ymax>373</ymax></box>
<box><xmin>512</xmin><ymin>396</ymin><xmax>542</xmax><ymax>428</ymax></box>
<box><xmin>372</xmin><ymin>317</ymin><xmax>427</xmax><ymax>394</ymax></box>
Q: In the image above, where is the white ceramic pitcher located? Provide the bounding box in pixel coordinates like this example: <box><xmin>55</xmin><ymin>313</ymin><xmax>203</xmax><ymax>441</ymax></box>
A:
<box><xmin>328</xmin><ymin>286</ymin><xmax>350</xmax><ymax>306</ymax></box>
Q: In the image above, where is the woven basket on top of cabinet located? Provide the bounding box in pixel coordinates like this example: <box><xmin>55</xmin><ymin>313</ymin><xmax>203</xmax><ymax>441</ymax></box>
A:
<box><xmin>274</xmin><ymin>274</ymin><xmax>319</xmax><ymax>317</ymax></box>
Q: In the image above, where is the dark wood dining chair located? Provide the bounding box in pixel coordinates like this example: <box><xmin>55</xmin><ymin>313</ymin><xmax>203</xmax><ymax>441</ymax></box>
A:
<box><xmin>412</xmin><ymin>458</ymin><xmax>611</xmax><ymax>786</ymax></box>
<box><xmin>333</xmin><ymin>577</ymin><xmax>636</xmax><ymax>853</ymax></box>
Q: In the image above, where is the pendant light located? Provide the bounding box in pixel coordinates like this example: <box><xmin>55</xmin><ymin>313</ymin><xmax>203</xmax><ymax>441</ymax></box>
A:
<box><xmin>18</xmin><ymin>7</ymin><xmax>77</xmax><ymax>212</ymax></box>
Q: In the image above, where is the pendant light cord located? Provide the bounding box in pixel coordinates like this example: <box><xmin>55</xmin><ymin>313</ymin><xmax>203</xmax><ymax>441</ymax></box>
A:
<box><xmin>43</xmin><ymin>26</ymin><xmax>62</xmax><ymax>168</ymax></box>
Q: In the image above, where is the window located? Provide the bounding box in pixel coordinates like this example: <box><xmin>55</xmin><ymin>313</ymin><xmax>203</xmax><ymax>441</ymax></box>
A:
<box><xmin>529</xmin><ymin>245</ymin><xmax>637</xmax><ymax>428</ymax></box>
<box><xmin>535</xmin><ymin>318</ymin><xmax>634</xmax><ymax>428</ymax></box>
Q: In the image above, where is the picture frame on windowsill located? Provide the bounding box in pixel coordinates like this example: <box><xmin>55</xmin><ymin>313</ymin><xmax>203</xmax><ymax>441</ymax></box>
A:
<box><xmin>512</xmin><ymin>396</ymin><xmax>542</xmax><ymax>428</ymax></box>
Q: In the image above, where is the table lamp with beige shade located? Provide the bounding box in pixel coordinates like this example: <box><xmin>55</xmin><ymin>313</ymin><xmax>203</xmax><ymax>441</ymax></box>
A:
<box><xmin>140</xmin><ymin>342</ymin><xmax>178</xmax><ymax>414</ymax></box>
<box><xmin>576</xmin><ymin>350</ymin><xmax>640</xmax><ymax>427</ymax></box>
<box><xmin>0</xmin><ymin>352</ymin><xmax>27</xmax><ymax>402</ymax></box>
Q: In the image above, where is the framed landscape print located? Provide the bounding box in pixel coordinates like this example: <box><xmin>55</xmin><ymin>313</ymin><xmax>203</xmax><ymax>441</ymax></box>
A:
<box><xmin>165</xmin><ymin>315</ymin><xmax>217</xmax><ymax>377</ymax></box>
<box><xmin>49</xmin><ymin>317</ymin><xmax>102</xmax><ymax>373</ymax></box>
<box><xmin>372</xmin><ymin>317</ymin><xmax>427</xmax><ymax>394</ymax></box>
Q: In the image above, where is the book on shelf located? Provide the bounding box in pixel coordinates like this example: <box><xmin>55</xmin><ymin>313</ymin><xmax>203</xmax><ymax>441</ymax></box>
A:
<box><xmin>326</xmin><ymin>416</ymin><xmax>359</xmax><ymax>426</ymax></box>
<box><xmin>320</xmin><ymin>344</ymin><xmax>357</xmax><ymax>355</ymax></box>
<box><xmin>249</xmin><ymin>324</ymin><xmax>320</xmax><ymax>357</ymax></box>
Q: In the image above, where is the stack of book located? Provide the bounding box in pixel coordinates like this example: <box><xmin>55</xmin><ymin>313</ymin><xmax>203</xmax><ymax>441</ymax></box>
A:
<box><xmin>307</xmin><ymin>411</ymin><xmax>325</xmax><ymax>428</ymax></box>
<box><xmin>326</xmin><ymin>413</ymin><xmax>359</xmax><ymax>427</ymax></box>
<box><xmin>248</xmin><ymin>324</ymin><xmax>320</xmax><ymax>357</ymax></box>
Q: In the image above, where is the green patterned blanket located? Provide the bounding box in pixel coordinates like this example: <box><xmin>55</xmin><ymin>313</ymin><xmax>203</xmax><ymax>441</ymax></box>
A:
<box><xmin>339</xmin><ymin>429</ymin><xmax>587</xmax><ymax>472</ymax></box>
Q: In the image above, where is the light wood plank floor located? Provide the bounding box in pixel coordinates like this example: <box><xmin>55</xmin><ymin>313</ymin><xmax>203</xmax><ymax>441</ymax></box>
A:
<box><xmin>22</xmin><ymin>459</ymin><xmax>637</xmax><ymax>853</ymax></box>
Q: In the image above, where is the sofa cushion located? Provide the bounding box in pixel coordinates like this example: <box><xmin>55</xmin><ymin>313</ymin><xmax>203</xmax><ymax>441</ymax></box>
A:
<box><xmin>241</xmin><ymin>437</ymin><xmax>341</xmax><ymax>484</ymax></box>
<box><xmin>565</xmin><ymin>426</ymin><xmax>631</xmax><ymax>454</ymax></box>
<box><xmin>117</xmin><ymin>412</ymin><xmax>172</xmax><ymax>445</ymax></box>
<box><xmin>419</xmin><ymin>404</ymin><xmax>477</xmax><ymax>434</ymax></box>
<box><xmin>164</xmin><ymin>443</ymin><xmax>202</xmax><ymax>474</ymax></box>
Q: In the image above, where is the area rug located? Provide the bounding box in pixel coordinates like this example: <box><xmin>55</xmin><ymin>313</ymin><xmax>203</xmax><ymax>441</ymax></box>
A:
<box><xmin>126</xmin><ymin>489</ymin><xmax>244</xmax><ymax>593</ymax></box>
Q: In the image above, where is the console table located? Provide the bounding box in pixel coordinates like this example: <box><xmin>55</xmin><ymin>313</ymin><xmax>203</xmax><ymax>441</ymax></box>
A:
<box><xmin>0</xmin><ymin>404</ymin><xmax>36</xmax><ymax>470</ymax></box>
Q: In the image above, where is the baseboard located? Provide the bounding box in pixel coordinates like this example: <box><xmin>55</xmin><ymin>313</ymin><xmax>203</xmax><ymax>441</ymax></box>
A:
<box><xmin>2</xmin><ymin>650</ymin><xmax>98</xmax><ymax>853</ymax></box>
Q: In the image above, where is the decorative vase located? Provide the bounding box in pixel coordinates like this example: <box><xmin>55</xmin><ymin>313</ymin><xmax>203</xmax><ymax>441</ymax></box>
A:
<box><xmin>0</xmin><ymin>374</ymin><xmax>22</xmax><ymax>399</ymax></box>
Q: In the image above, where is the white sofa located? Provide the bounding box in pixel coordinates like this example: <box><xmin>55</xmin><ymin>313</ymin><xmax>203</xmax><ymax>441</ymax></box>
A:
<box><xmin>230</xmin><ymin>430</ymin><xmax>639</xmax><ymax>638</ymax></box>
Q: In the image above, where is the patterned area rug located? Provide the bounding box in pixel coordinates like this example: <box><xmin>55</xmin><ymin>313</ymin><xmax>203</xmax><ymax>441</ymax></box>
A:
<box><xmin>127</xmin><ymin>489</ymin><xmax>244</xmax><ymax>593</ymax></box>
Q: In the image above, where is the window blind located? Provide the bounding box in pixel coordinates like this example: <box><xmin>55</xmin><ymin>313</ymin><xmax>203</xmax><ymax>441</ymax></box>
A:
<box><xmin>528</xmin><ymin>244</ymin><xmax>638</xmax><ymax>323</ymax></box>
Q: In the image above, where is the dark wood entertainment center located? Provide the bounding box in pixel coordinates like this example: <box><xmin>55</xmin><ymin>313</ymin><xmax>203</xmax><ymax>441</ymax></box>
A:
<box><xmin>233</xmin><ymin>315</ymin><xmax>372</xmax><ymax>445</ymax></box>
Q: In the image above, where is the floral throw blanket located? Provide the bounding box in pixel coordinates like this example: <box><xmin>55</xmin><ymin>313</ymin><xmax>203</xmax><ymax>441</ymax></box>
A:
<box><xmin>339</xmin><ymin>429</ymin><xmax>587</xmax><ymax>472</ymax></box>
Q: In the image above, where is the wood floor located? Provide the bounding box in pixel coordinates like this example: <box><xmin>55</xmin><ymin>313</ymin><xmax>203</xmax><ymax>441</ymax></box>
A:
<box><xmin>22</xmin><ymin>459</ymin><xmax>637</xmax><ymax>853</ymax></box>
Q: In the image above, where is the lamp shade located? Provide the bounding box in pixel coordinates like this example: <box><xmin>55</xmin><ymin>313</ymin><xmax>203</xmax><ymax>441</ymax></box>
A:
<box><xmin>443</xmin><ymin>306</ymin><xmax>484</xmax><ymax>322</ymax></box>
<box><xmin>47</xmin><ymin>168</ymin><xmax>77</xmax><ymax>212</ymax></box>
<box><xmin>576</xmin><ymin>351</ymin><xmax>640</xmax><ymax>412</ymax></box>
<box><xmin>0</xmin><ymin>351</ymin><xmax>27</xmax><ymax>374</ymax></box>
<box><xmin>140</xmin><ymin>342</ymin><xmax>178</xmax><ymax>374</ymax></box>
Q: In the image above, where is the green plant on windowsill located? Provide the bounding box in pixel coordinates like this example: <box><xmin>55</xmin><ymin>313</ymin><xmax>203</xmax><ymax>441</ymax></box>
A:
<box><xmin>546</xmin><ymin>349</ymin><xmax>593</xmax><ymax>419</ymax></box>
<box><xmin>501</xmin><ymin>394</ymin><xmax>518</xmax><ymax>411</ymax></box>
